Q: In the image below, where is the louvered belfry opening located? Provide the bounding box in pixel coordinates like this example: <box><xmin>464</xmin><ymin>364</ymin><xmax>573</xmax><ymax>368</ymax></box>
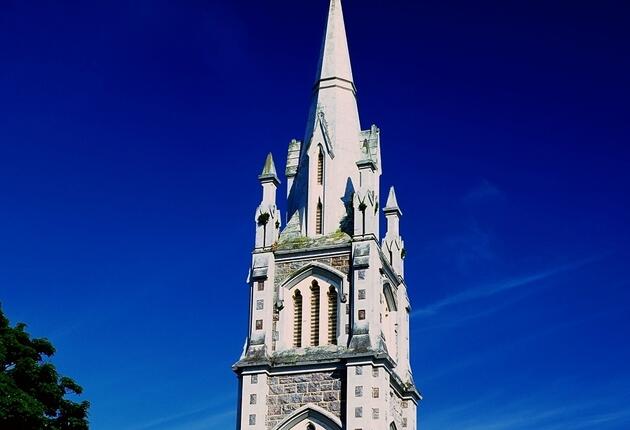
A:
<box><xmin>328</xmin><ymin>286</ymin><xmax>338</xmax><ymax>345</ymax></box>
<box><xmin>310</xmin><ymin>281</ymin><xmax>320</xmax><ymax>346</ymax></box>
<box><xmin>317</xmin><ymin>149</ymin><xmax>324</xmax><ymax>185</ymax></box>
<box><xmin>316</xmin><ymin>200</ymin><xmax>323</xmax><ymax>235</ymax></box>
<box><xmin>293</xmin><ymin>290</ymin><xmax>303</xmax><ymax>348</ymax></box>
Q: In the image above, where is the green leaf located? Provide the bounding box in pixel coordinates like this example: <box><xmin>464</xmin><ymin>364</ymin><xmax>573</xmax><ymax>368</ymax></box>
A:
<box><xmin>0</xmin><ymin>308</ymin><xmax>89</xmax><ymax>429</ymax></box>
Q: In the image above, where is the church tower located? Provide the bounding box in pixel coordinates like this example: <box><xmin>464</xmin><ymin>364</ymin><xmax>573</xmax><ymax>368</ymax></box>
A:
<box><xmin>234</xmin><ymin>1</ymin><xmax>421</xmax><ymax>429</ymax></box>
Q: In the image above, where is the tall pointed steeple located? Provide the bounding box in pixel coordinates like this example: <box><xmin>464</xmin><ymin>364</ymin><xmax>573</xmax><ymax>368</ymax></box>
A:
<box><xmin>287</xmin><ymin>0</ymin><xmax>371</xmax><ymax>237</ymax></box>
<box><xmin>315</xmin><ymin>0</ymin><xmax>355</xmax><ymax>90</ymax></box>
<box><xmin>236</xmin><ymin>4</ymin><xmax>420</xmax><ymax>429</ymax></box>
<box><xmin>308</xmin><ymin>0</ymin><xmax>360</xmax><ymax>143</ymax></box>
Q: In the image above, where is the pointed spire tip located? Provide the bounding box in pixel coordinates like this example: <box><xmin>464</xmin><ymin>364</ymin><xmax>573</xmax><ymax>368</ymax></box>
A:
<box><xmin>259</xmin><ymin>152</ymin><xmax>280</xmax><ymax>184</ymax></box>
<box><xmin>315</xmin><ymin>0</ymin><xmax>354</xmax><ymax>85</ymax></box>
<box><xmin>384</xmin><ymin>186</ymin><xmax>402</xmax><ymax>215</ymax></box>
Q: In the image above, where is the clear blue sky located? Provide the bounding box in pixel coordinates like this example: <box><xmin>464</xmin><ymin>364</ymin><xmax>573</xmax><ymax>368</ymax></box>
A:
<box><xmin>1</xmin><ymin>1</ymin><xmax>629</xmax><ymax>429</ymax></box>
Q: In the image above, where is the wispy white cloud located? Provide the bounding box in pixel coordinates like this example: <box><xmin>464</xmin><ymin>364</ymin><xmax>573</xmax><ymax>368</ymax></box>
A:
<box><xmin>443</xmin><ymin>220</ymin><xmax>496</xmax><ymax>271</ymax></box>
<box><xmin>566</xmin><ymin>409</ymin><xmax>630</xmax><ymax>429</ymax></box>
<box><xmin>414</xmin><ymin>289</ymin><xmax>532</xmax><ymax>332</ymax></box>
<box><xmin>426</xmin><ymin>391</ymin><xmax>630</xmax><ymax>430</ymax></box>
<box><xmin>166</xmin><ymin>409</ymin><xmax>235</xmax><ymax>430</ymax></box>
<box><xmin>419</xmin><ymin>303</ymin><xmax>622</xmax><ymax>384</ymax></box>
<box><xmin>125</xmin><ymin>401</ymin><xmax>235</xmax><ymax>430</ymax></box>
<box><xmin>462</xmin><ymin>179</ymin><xmax>504</xmax><ymax>205</ymax></box>
<box><xmin>455</xmin><ymin>405</ymin><xmax>630</xmax><ymax>430</ymax></box>
<box><xmin>413</xmin><ymin>257</ymin><xmax>599</xmax><ymax>318</ymax></box>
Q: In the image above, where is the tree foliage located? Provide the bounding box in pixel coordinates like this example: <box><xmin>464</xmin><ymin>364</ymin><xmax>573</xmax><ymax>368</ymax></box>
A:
<box><xmin>0</xmin><ymin>305</ymin><xmax>89</xmax><ymax>429</ymax></box>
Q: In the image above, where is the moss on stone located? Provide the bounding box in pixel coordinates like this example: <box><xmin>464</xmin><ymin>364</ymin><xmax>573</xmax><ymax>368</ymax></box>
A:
<box><xmin>276</xmin><ymin>229</ymin><xmax>351</xmax><ymax>251</ymax></box>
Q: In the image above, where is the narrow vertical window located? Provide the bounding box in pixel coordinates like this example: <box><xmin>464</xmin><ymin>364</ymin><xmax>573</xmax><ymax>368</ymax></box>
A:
<box><xmin>359</xmin><ymin>202</ymin><xmax>367</xmax><ymax>236</ymax></box>
<box><xmin>293</xmin><ymin>290</ymin><xmax>303</xmax><ymax>348</ymax></box>
<box><xmin>310</xmin><ymin>281</ymin><xmax>320</xmax><ymax>346</ymax></box>
<box><xmin>317</xmin><ymin>150</ymin><xmax>324</xmax><ymax>185</ymax></box>
<box><xmin>316</xmin><ymin>200</ymin><xmax>323</xmax><ymax>235</ymax></box>
<box><xmin>328</xmin><ymin>286</ymin><xmax>338</xmax><ymax>345</ymax></box>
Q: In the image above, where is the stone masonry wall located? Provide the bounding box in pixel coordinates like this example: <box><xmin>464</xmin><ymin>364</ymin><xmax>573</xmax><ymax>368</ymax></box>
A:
<box><xmin>274</xmin><ymin>255</ymin><xmax>350</xmax><ymax>289</ymax></box>
<box><xmin>266</xmin><ymin>371</ymin><xmax>343</xmax><ymax>429</ymax></box>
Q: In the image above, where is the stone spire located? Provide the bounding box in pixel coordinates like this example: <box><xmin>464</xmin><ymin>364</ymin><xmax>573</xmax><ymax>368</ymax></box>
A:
<box><xmin>315</xmin><ymin>0</ymin><xmax>355</xmax><ymax>89</ymax></box>
<box><xmin>259</xmin><ymin>152</ymin><xmax>279</xmax><ymax>184</ymax></box>
<box><xmin>287</xmin><ymin>0</ymin><xmax>367</xmax><ymax>237</ymax></box>
<box><xmin>308</xmin><ymin>0</ymin><xmax>361</xmax><ymax>148</ymax></box>
<box><xmin>384</xmin><ymin>186</ymin><xmax>402</xmax><ymax>216</ymax></box>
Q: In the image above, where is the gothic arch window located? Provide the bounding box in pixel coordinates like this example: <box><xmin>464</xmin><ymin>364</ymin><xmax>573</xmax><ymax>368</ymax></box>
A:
<box><xmin>327</xmin><ymin>286</ymin><xmax>338</xmax><ymax>345</ymax></box>
<box><xmin>316</xmin><ymin>200</ymin><xmax>323</xmax><ymax>235</ymax></box>
<box><xmin>310</xmin><ymin>281</ymin><xmax>320</xmax><ymax>346</ymax></box>
<box><xmin>317</xmin><ymin>148</ymin><xmax>324</xmax><ymax>185</ymax></box>
<box><xmin>293</xmin><ymin>290</ymin><xmax>303</xmax><ymax>348</ymax></box>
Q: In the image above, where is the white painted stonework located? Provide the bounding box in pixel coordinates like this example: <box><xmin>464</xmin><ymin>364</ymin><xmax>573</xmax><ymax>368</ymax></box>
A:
<box><xmin>234</xmin><ymin>1</ymin><xmax>420</xmax><ymax>429</ymax></box>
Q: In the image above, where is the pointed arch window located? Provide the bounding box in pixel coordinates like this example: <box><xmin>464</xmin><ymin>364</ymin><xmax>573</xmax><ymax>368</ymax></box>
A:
<box><xmin>310</xmin><ymin>281</ymin><xmax>320</xmax><ymax>346</ymax></box>
<box><xmin>327</xmin><ymin>286</ymin><xmax>338</xmax><ymax>345</ymax></box>
<box><xmin>316</xmin><ymin>200</ymin><xmax>323</xmax><ymax>235</ymax></box>
<box><xmin>317</xmin><ymin>149</ymin><xmax>324</xmax><ymax>185</ymax></box>
<box><xmin>293</xmin><ymin>290</ymin><xmax>303</xmax><ymax>348</ymax></box>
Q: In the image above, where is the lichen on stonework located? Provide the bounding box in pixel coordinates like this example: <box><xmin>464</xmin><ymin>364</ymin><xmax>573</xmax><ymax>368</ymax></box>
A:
<box><xmin>276</xmin><ymin>229</ymin><xmax>351</xmax><ymax>251</ymax></box>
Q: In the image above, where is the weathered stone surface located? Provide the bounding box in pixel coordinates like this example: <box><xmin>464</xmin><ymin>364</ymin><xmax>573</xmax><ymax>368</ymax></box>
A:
<box><xmin>390</xmin><ymin>389</ymin><xmax>405</xmax><ymax>429</ymax></box>
<box><xmin>276</xmin><ymin>230</ymin><xmax>352</xmax><ymax>252</ymax></box>
<box><xmin>275</xmin><ymin>255</ymin><xmax>350</xmax><ymax>288</ymax></box>
<box><xmin>323</xmin><ymin>391</ymin><xmax>339</xmax><ymax>402</ymax></box>
<box><xmin>266</xmin><ymin>370</ymin><xmax>343</xmax><ymax>428</ymax></box>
